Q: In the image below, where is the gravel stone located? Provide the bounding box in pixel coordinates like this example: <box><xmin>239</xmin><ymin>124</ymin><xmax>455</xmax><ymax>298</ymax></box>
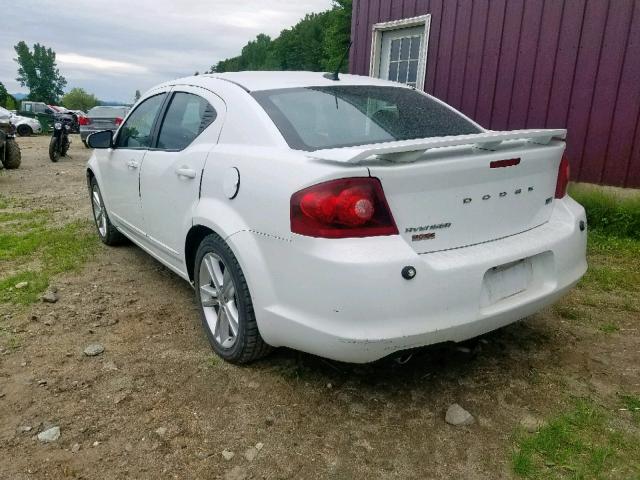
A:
<box><xmin>83</xmin><ymin>343</ymin><xmax>105</xmax><ymax>356</ymax></box>
<box><xmin>37</xmin><ymin>426</ymin><xmax>60</xmax><ymax>442</ymax></box>
<box><xmin>41</xmin><ymin>291</ymin><xmax>59</xmax><ymax>303</ymax></box>
<box><xmin>445</xmin><ymin>403</ymin><xmax>475</xmax><ymax>426</ymax></box>
<box><xmin>243</xmin><ymin>446</ymin><xmax>258</xmax><ymax>461</ymax></box>
<box><xmin>221</xmin><ymin>449</ymin><xmax>235</xmax><ymax>461</ymax></box>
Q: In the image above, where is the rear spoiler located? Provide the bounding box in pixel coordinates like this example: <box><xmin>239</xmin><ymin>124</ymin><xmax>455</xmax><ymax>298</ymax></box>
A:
<box><xmin>307</xmin><ymin>129</ymin><xmax>567</xmax><ymax>164</ymax></box>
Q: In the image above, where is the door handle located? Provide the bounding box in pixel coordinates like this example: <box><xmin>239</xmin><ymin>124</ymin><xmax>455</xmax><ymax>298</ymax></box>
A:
<box><xmin>175</xmin><ymin>167</ymin><xmax>197</xmax><ymax>179</ymax></box>
<box><xmin>127</xmin><ymin>159</ymin><xmax>139</xmax><ymax>169</ymax></box>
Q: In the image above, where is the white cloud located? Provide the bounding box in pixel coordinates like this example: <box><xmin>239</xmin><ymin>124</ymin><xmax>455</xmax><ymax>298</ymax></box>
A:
<box><xmin>0</xmin><ymin>0</ymin><xmax>333</xmax><ymax>101</ymax></box>
<box><xmin>57</xmin><ymin>53</ymin><xmax>149</xmax><ymax>74</ymax></box>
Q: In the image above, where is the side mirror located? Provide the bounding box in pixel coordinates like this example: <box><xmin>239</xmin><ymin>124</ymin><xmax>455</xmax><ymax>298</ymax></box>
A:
<box><xmin>87</xmin><ymin>130</ymin><xmax>114</xmax><ymax>149</ymax></box>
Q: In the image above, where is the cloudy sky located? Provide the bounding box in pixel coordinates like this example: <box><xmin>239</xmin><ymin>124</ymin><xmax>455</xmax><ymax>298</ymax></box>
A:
<box><xmin>1</xmin><ymin>0</ymin><xmax>333</xmax><ymax>102</ymax></box>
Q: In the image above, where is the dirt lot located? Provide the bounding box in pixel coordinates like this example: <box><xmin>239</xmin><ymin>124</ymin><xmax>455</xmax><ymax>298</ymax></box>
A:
<box><xmin>1</xmin><ymin>136</ymin><xmax>639</xmax><ymax>479</ymax></box>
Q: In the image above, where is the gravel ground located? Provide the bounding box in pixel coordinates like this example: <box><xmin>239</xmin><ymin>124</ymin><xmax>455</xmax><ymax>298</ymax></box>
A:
<box><xmin>0</xmin><ymin>135</ymin><xmax>638</xmax><ymax>479</ymax></box>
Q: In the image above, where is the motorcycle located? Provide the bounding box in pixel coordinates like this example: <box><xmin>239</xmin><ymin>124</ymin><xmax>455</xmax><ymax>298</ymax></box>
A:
<box><xmin>49</xmin><ymin>113</ymin><xmax>73</xmax><ymax>162</ymax></box>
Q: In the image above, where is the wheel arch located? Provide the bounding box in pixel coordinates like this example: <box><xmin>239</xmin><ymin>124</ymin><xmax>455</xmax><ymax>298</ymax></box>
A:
<box><xmin>185</xmin><ymin>224</ymin><xmax>218</xmax><ymax>282</ymax></box>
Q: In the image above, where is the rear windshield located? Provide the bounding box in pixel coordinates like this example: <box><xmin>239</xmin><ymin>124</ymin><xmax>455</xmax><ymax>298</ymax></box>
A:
<box><xmin>88</xmin><ymin>106</ymin><xmax>128</xmax><ymax>118</ymax></box>
<box><xmin>252</xmin><ymin>85</ymin><xmax>481</xmax><ymax>151</ymax></box>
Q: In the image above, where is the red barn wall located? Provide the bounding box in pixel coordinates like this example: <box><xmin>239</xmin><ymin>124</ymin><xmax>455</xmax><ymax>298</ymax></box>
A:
<box><xmin>349</xmin><ymin>0</ymin><xmax>640</xmax><ymax>188</ymax></box>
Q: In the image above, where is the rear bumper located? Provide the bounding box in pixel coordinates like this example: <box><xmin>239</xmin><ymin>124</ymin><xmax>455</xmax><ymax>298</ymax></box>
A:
<box><xmin>230</xmin><ymin>197</ymin><xmax>587</xmax><ymax>363</ymax></box>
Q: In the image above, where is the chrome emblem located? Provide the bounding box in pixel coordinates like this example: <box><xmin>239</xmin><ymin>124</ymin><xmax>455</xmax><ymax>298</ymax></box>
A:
<box><xmin>463</xmin><ymin>187</ymin><xmax>535</xmax><ymax>204</ymax></box>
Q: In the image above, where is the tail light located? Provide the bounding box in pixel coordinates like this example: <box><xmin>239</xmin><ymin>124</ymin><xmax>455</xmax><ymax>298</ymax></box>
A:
<box><xmin>78</xmin><ymin>116</ymin><xmax>91</xmax><ymax>126</ymax></box>
<box><xmin>290</xmin><ymin>177</ymin><xmax>398</xmax><ymax>238</ymax></box>
<box><xmin>114</xmin><ymin>117</ymin><xmax>124</xmax><ymax>126</ymax></box>
<box><xmin>555</xmin><ymin>152</ymin><xmax>570</xmax><ymax>198</ymax></box>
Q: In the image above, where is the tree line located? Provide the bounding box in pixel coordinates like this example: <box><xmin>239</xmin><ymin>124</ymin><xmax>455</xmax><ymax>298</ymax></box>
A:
<box><xmin>210</xmin><ymin>0</ymin><xmax>351</xmax><ymax>73</ymax></box>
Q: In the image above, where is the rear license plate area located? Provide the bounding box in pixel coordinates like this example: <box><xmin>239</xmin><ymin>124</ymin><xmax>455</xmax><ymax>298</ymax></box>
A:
<box><xmin>480</xmin><ymin>259</ymin><xmax>533</xmax><ymax>307</ymax></box>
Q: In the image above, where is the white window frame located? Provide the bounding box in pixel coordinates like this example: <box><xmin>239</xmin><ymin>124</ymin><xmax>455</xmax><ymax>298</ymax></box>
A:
<box><xmin>369</xmin><ymin>14</ymin><xmax>431</xmax><ymax>90</ymax></box>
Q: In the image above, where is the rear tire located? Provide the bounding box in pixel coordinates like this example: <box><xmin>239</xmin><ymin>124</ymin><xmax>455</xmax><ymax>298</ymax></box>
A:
<box><xmin>89</xmin><ymin>177</ymin><xmax>126</xmax><ymax>246</ymax></box>
<box><xmin>195</xmin><ymin>234</ymin><xmax>271</xmax><ymax>364</ymax></box>
<box><xmin>2</xmin><ymin>140</ymin><xmax>21</xmax><ymax>169</ymax></box>
<box><xmin>49</xmin><ymin>137</ymin><xmax>60</xmax><ymax>162</ymax></box>
<box><xmin>16</xmin><ymin>124</ymin><xmax>32</xmax><ymax>137</ymax></box>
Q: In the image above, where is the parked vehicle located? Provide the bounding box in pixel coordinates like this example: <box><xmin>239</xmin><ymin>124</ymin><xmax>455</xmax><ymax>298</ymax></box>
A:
<box><xmin>10</xmin><ymin>113</ymin><xmax>42</xmax><ymax>136</ymax></box>
<box><xmin>48</xmin><ymin>105</ymin><xmax>80</xmax><ymax>133</ymax></box>
<box><xmin>86</xmin><ymin>72</ymin><xmax>587</xmax><ymax>364</ymax></box>
<box><xmin>80</xmin><ymin>106</ymin><xmax>129</xmax><ymax>147</ymax></box>
<box><xmin>49</xmin><ymin>113</ymin><xmax>73</xmax><ymax>162</ymax></box>
<box><xmin>19</xmin><ymin>101</ymin><xmax>56</xmax><ymax>132</ymax></box>
<box><xmin>0</xmin><ymin>107</ymin><xmax>21</xmax><ymax>169</ymax></box>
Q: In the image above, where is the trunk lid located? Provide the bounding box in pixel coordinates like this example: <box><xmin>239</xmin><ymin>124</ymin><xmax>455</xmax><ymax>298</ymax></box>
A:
<box><xmin>309</xmin><ymin>130</ymin><xmax>566</xmax><ymax>253</ymax></box>
<box><xmin>89</xmin><ymin>117</ymin><xmax>120</xmax><ymax>130</ymax></box>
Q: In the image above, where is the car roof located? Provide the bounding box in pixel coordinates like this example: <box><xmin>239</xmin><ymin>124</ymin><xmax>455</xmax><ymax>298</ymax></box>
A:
<box><xmin>171</xmin><ymin>71</ymin><xmax>410</xmax><ymax>93</ymax></box>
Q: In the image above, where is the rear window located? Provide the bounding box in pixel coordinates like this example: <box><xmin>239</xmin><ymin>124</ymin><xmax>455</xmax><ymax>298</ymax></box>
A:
<box><xmin>88</xmin><ymin>106</ymin><xmax>128</xmax><ymax>118</ymax></box>
<box><xmin>252</xmin><ymin>85</ymin><xmax>481</xmax><ymax>151</ymax></box>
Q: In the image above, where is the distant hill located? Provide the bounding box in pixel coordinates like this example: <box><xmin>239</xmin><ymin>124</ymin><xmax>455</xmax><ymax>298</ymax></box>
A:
<box><xmin>12</xmin><ymin>93</ymin><xmax>28</xmax><ymax>100</ymax></box>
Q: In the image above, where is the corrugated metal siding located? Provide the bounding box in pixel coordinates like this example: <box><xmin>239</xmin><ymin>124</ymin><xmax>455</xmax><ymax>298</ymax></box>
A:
<box><xmin>350</xmin><ymin>0</ymin><xmax>640</xmax><ymax>188</ymax></box>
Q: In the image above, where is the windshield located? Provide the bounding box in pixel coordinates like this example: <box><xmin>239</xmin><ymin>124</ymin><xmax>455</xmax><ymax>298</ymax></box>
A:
<box><xmin>252</xmin><ymin>85</ymin><xmax>481</xmax><ymax>151</ymax></box>
<box><xmin>88</xmin><ymin>106</ymin><xmax>128</xmax><ymax>118</ymax></box>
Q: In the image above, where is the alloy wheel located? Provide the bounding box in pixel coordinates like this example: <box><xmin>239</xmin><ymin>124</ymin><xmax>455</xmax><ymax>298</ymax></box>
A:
<box><xmin>199</xmin><ymin>253</ymin><xmax>239</xmax><ymax>349</ymax></box>
<box><xmin>91</xmin><ymin>185</ymin><xmax>107</xmax><ymax>237</ymax></box>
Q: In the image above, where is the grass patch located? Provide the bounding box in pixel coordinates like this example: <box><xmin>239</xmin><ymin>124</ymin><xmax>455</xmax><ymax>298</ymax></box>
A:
<box><xmin>598</xmin><ymin>323</ymin><xmax>619</xmax><ymax>334</ymax></box>
<box><xmin>512</xmin><ymin>399</ymin><xmax>640</xmax><ymax>479</ymax></box>
<box><xmin>576</xmin><ymin>231</ymin><xmax>640</xmax><ymax>294</ymax></box>
<box><xmin>0</xmin><ymin>196</ymin><xmax>99</xmax><ymax>305</ymax></box>
<box><xmin>569</xmin><ymin>184</ymin><xmax>640</xmax><ymax>239</ymax></box>
<box><xmin>620</xmin><ymin>394</ymin><xmax>640</xmax><ymax>424</ymax></box>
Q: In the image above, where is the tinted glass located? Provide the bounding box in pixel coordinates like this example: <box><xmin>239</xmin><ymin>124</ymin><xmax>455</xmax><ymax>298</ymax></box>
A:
<box><xmin>157</xmin><ymin>93</ymin><xmax>217</xmax><ymax>150</ymax></box>
<box><xmin>116</xmin><ymin>94</ymin><xmax>164</xmax><ymax>149</ymax></box>
<box><xmin>253</xmin><ymin>86</ymin><xmax>480</xmax><ymax>151</ymax></box>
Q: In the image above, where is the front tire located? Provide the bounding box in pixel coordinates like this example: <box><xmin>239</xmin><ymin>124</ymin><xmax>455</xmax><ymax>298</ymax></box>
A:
<box><xmin>16</xmin><ymin>124</ymin><xmax>32</xmax><ymax>137</ymax></box>
<box><xmin>2</xmin><ymin>140</ymin><xmax>21</xmax><ymax>169</ymax></box>
<box><xmin>49</xmin><ymin>137</ymin><xmax>60</xmax><ymax>162</ymax></box>
<box><xmin>89</xmin><ymin>178</ymin><xmax>126</xmax><ymax>245</ymax></box>
<box><xmin>195</xmin><ymin>234</ymin><xmax>270</xmax><ymax>364</ymax></box>
<box><xmin>61</xmin><ymin>136</ymin><xmax>70</xmax><ymax>156</ymax></box>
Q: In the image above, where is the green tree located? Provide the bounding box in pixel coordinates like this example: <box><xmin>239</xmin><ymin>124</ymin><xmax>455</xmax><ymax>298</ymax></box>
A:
<box><xmin>0</xmin><ymin>82</ymin><xmax>7</xmax><ymax>107</ymax></box>
<box><xmin>208</xmin><ymin>0</ymin><xmax>352</xmax><ymax>74</ymax></box>
<box><xmin>5</xmin><ymin>95</ymin><xmax>19</xmax><ymax>111</ymax></box>
<box><xmin>14</xmin><ymin>41</ymin><xmax>67</xmax><ymax>104</ymax></box>
<box><xmin>61</xmin><ymin>88</ymin><xmax>99</xmax><ymax>111</ymax></box>
<box><xmin>323</xmin><ymin>0</ymin><xmax>353</xmax><ymax>72</ymax></box>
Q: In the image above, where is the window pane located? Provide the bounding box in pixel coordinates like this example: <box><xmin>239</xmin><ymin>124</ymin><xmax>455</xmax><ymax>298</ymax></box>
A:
<box><xmin>388</xmin><ymin>62</ymin><xmax>399</xmax><ymax>81</ymax></box>
<box><xmin>390</xmin><ymin>39</ymin><xmax>401</xmax><ymax>61</ymax></box>
<box><xmin>400</xmin><ymin>38</ymin><xmax>410</xmax><ymax>60</ymax></box>
<box><xmin>253</xmin><ymin>86</ymin><xmax>482</xmax><ymax>151</ymax></box>
<box><xmin>157</xmin><ymin>93</ymin><xmax>217</xmax><ymax>150</ymax></box>
<box><xmin>117</xmin><ymin>94</ymin><xmax>165</xmax><ymax>149</ymax></box>
<box><xmin>408</xmin><ymin>60</ymin><xmax>418</xmax><ymax>83</ymax></box>
<box><xmin>410</xmin><ymin>36</ymin><xmax>421</xmax><ymax>60</ymax></box>
<box><xmin>398</xmin><ymin>61</ymin><xmax>409</xmax><ymax>83</ymax></box>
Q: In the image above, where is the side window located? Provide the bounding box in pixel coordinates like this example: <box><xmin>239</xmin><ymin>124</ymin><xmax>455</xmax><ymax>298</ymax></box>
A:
<box><xmin>116</xmin><ymin>94</ymin><xmax>165</xmax><ymax>149</ymax></box>
<box><xmin>157</xmin><ymin>92</ymin><xmax>217</xmax><ymax>150</ymax></box>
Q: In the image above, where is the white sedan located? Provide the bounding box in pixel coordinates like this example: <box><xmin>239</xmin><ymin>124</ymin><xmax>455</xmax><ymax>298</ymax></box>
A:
<box><xmin>86</xmin><ymin>72</ymin><xmax>587</xmax><ymax>364</ymax></box>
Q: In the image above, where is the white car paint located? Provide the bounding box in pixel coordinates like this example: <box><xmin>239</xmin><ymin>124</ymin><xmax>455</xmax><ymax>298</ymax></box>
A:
<box><xmin>11</xmin><ymin>114</ymin><xmax>42</xmax><ymax>135</ymax></box>
<box><xmin>87</xmin><ymin>71</ymin><xmax>587</xmax><ymax>363</ymax></box>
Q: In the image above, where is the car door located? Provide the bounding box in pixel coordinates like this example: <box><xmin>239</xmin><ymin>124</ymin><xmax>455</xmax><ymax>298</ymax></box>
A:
<box><xmin>139</xmin><ymin>86</ymin><xmax>225</xmax><ymax>271</ymax></box>
<box><xmin>99</xmin><ymin>92</ymin><xmax>167</xmax><ymax>238</ymax></box>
